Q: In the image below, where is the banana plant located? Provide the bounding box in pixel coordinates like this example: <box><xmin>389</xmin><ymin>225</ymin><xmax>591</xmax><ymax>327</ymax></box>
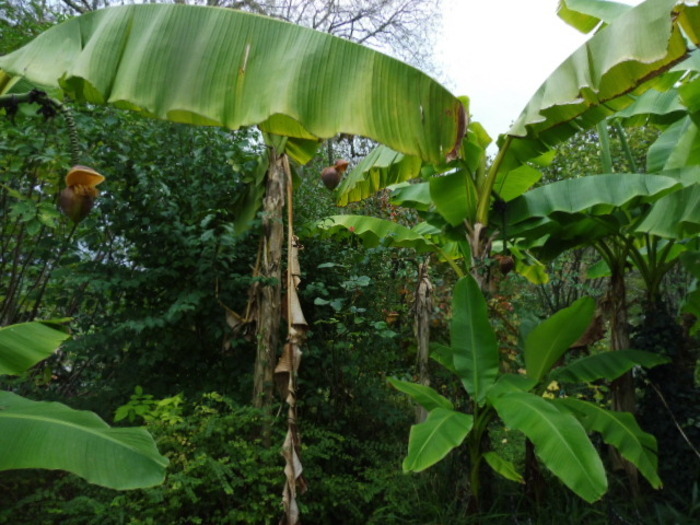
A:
<box><xmin>390</xmin><ymin>275</ymin><xmax>668</xmax><ymax>507</ymax></box>
<box><xmin>0</xmin><ymin>6</ymin><xmax>466</xmax><ymax>523</ymax></box>
<box><xmin>332</xmin><ymin>0</ymin><xmax>700</xmax><ymax>291</ymax></box>
<box><xmin>501</xmin><ymin>49</ymin><xmax>700</xmax><ymax>490</ymax></box>
<box><xmin>503</xmin><ymin>41</ymin><xmax>700</xmax><ymax>383</ymax></box>
<box><xmin>0</xmin><ymin>321</ymin><xmax>168</xmax><ymax>490</ymax></box>
<box><xmin>503</xmin><ymin>168</ymin><xmax>695</xmax><ymax>390</ymax></box>
<box><xmin>316</xmin><ymin>3</ymin><xmax>700</xmax><ymax>506</ymax></box>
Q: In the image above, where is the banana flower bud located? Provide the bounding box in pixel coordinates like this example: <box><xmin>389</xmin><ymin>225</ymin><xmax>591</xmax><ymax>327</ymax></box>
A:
<box><xmin>59</xmin><ymin>165</ymin><xmax>105</xmax><ymax>223</ymax></box>
<box><xmin>320</xmin><ymin>159</ymin><xmax>349</xmax><ymax>190</ymax></box>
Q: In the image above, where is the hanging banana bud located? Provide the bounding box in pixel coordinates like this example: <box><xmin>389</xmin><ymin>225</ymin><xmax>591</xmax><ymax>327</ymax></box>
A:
<box><xmin>495</xmin><ymin>253</ymin><xmax>515</xmax><ymax>275</ymax></box>
<box><xmin>59</xmin><ymin>165</ymin><xmax>105</xmax><ymax>223</ymax></box>
<box><xmin>320</xmin><ymin>159</ymin><xmax>349</xmax><ymax>190</ymax></box>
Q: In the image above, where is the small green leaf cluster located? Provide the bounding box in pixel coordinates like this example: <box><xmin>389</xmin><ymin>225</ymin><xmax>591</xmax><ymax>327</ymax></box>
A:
<box><xmin>114</xmin><ymin>386</ymin><xmax>184</xmax><ymax>425</ymax></box>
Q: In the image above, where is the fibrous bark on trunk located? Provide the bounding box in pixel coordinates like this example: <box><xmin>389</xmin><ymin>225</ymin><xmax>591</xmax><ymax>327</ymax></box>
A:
<box><xmin>252</xmin><ymin>149</ymin><xmax>286</xmax><ymax>410</ymax></box>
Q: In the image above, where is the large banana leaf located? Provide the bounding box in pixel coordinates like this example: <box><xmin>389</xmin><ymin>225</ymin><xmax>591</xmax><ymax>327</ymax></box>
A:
<box><xmin>553</xmin><ymin>349</ymin><xmax>669</xmax><ymax>383</ymax></box>
<box><xmin>616</xmin><ymin>87</ymin><xmax>687</xmax><ymax>126</ymax></box>
<box><xmin>681</xmin><ymin>75</ymin><xmax>700</xmax><ymax>112</ymax></box>
<box><xmin>0</xmin><ymin>391</ymin><xmax>168</xmax><ymax>489</ymax></box>
<box><xmin>493</xmin><ymin>163</ymin><xmax>545</xmax><ymax>203</ymax></box>
<box><xmin>402</xmin><ymin>407</ymin><xmax>473</xmax><ymax>473</ymax></box>
<box><xmin>450</xmin><ymin>275</ymin><xmax>499</xmax><ymax>405</ymax></box>
<box><xmin>647</xmin><ymin>116</ymin><xmax>700</xmax><ymax>172</ymax></box>
<box><xmin>0</xmin><ymin>321</ymin><xmax>70</xmax><ymax>376</ymax></box>
<box><xmin>555</xmin><ymin>398</ymin><xmax>661</xmax><ymax>488</ymax></box>
<box><xmin>524</xmin><ymin>297</ymin><xmax>595</xmax><ymax>383</ymax></box>
<box><xmin>507</xmin><ymin>173</ymin><xmax>681</xmax><ymax>229</ymax></box>
<box><xmin>430</xmin><ymin>343</ymin><xmax>458</xmax><ymax>375</ymax></box>
<box><xmin>636</xmin><ymin>184</ymin><xmax>700</xmax><ymax>238</ymax></box>
<box><xmin>430</xmin><ymin>169</ymin><xmax>478</xmax><ymax>226</ymax></box>
<box><xmin>390</xmin><ymin>181</ymin><xmax>432</xmax><ymax>211</ymax></box>
<box><xmin>487</xmin><ymin>0</ymin><xmax>700</xmax><ymax>208</ymax></box>
<box><xmin>508</xmin><ymin>169</ymin><xmax>700</xmax><ymax>260</ymax></box>
<box><xmin>0</xmin><ymin>5</ymin><xmax>464</xmax><ymax>165</ymax></box>
<box><xmin>557</xmin><ymin>0</ymin><xmax>631</xmax><ymax>33</ymax></box>
<box><xmin>508</xmin><ymin>0</ymin><xmax>698</xmax><ymax>149</ymax></box>
<box><xmin>677</xmin><ymin>49</ymin><xmax>700</xmax><ymax>73</ymax></box>
<box><xmin>486</xmin><ymin>373</ymin><xmax>539</xmax><ymax>401</ymax></box>
<box><xmin>492</xmin><ymin>391</ymin><xmax>607</xmax><ymax>503</ymax></box>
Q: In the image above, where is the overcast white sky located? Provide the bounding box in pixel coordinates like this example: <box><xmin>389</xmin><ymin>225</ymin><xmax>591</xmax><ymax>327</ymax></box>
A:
<box><xmin>435</xmin><ymin>0</ymin><xmax>643</xmax><ymax>139</ymax></box>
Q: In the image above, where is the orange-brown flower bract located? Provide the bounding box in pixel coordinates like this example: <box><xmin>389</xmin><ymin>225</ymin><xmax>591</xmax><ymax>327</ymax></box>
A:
<box><xmin>320</xmin><ymin>159</ymin><xmax>349</xmax><ymax>190</ymax></box>
<box><xmin>59</xmin><ymin>165</ymin><xmax>105</xmax><ymax>223</ymax></box>
<box><xmin>496</xmin><ymin>254</ymin><xmax>515</xmax><ymax>275</ymax></box>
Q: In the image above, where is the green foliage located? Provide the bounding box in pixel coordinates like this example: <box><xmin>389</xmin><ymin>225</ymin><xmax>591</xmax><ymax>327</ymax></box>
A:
<box><xmin>0</xmin><ymin>391</ymin><xmax>168</xmax><ymax>490</ymax></box>
<box><xmin>482</xmin><ymin>451</ymin><xmax>523</xmax><ymax>484</ymax></box>
<box><xmin>526</xmin><ymin>248</ymin><xmax>606</xmax><ymax>317</ymax></box>
<box><xmin>394</xmin><ymin>275</ymin><xmax>665</xmax><ymax>504</ymax></box>
<box><xmin>298</xmin><ymin>426</ymin><xmax>418</xmax><ymax>525</ymax></box>
<box><xmin>114</xmin><ymin>386</ymin><xmax>184</xmax><ymax>425</ymax></box>
<box><xmin>0</xmin><ymin>109</ymin><xmax>76</xmax><ymax>326</ymax></box>
<box><xmin>491</xmin><ymin>391</ymin><xmax>607</xmax><ymax>502</ymax></box>
<box><xmin>450</xmin><ymin>276</ymin><xmax>499</xmax><ymax>404</ymax></box>
<box><xmin>1</xmin><ymin>392</ymin><xmax>282</xmax><ymax>524</ymax></box>
<box><xmin>1</xmin><ymin>386</ymin><xmax>434</xmax><ymax>525</ymax></box>
<box><xmin>2</xmin><ymin>1</ymin><xmax>700</xmax><ymax>522</ymax></box>
<box><xmin>650</xmin><ymin>483</ymin><xmax>700</xmax><ymax>524</ymax></box>
<box><xmin>20</xmin><ymin>104</ymin><xmax>265</xmax><ymax>405</ymax></box>
<box><xmin>553</xmin><ymin>349</ymin><xmax>669</xmax><ymax>383</ymax></box>
<box><xmin>541</xmin><ymin>127</ymin><xmax>659</xmax><ymax>183</ymax></box>
<box><xmin>0</xmin><ymin>321</ymin><xmax>167</xmax><ymax>491</ymax></box>
<box><xmin>523</xmin><ymin>296</ymin><xmax>595</xmax><ymax>382</ymax></box>
<box><xmin>555</xmin><ymin>398</ymin><xmax>662</xmax><ymax>488</ymax></box>
<box><xmin>402</xmin><ymin>408</ymin><xmax>474</xmax><ymax>472</ymax></box>
<box><xmin>387</xmin><ymin>378</ymin><xmax>453</xmax><ymax>411</ymax></box>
